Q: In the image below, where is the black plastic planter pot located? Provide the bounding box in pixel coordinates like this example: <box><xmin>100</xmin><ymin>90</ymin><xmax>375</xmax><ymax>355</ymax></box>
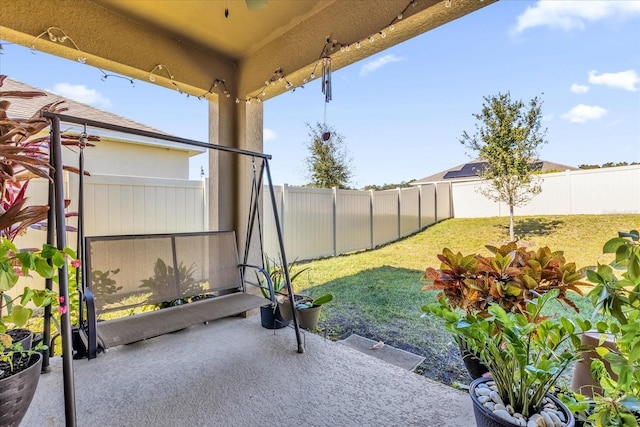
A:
<box><xmin>0</xmin><ymin>352</ymin><xmax>42</xmax><ymax>427</ymax></box>
<box><xmin>457</xmin><ymin>338</ymin><xmax>489</xmax><ymax>380</ymax></box>
<box><xmin>469</xmin><ymin>377</ymin><xmax>575</xmax><ymax>427</ymax></box>
<box><xmin>260</xmin><ymin>304</ymin><xmax>289</xmax><ymax>329</ymax></box>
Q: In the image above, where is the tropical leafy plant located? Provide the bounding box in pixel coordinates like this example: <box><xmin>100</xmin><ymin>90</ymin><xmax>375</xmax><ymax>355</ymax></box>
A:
<box><xmin>0</xmin><ymin>74</ymin><xmax>95</xmax><ymax>369</ymax></box>
<box><xmin>423</xmin><ymin>290</ymin><xmax>585</xmax><ymax>418</ymax></box>
<box><xmin>258</xmin><ymin>255</ymin><xmax>309</xmax><ymax>300</ymax></box>
<box><xmin>422</xmin><ymin>242</ymin><xmax>588</xmax><ymax>316</ymax></box>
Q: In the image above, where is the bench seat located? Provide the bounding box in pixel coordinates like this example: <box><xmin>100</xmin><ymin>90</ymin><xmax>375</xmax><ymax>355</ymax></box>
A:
<box><xmin>96</xmin><ymin>292</ymin><xmax>267</xmax><ymax>349</ymax></box>
<box><xmin>78</xmin><ymin>231</ymin><xmax>274</xmax><ymax>358</ymax></box>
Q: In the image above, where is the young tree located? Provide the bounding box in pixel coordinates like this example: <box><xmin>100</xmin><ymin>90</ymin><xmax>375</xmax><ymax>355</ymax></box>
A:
<box><xmin>304</xmin><ymin>122</ymin><xmax>352</xmax><ymax>189</ymax></box>
<box><xmin>460</xmin><ymin>92</ymin><xmax>547</xmax><ymax>241</ymax></box>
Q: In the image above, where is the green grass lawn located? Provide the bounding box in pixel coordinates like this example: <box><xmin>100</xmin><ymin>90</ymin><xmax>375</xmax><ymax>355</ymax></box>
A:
<box><xmin>292</xmin><ymin>214</ymin><xmax>639</xmax><ymax>386</ymax></box>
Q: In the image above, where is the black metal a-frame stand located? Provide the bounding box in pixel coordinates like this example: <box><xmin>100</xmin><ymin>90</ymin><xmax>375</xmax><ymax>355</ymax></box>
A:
<box><xmin>42</xmin><ymin>112</ymin><xmax>303</xmax><ymax>427</ymax></box>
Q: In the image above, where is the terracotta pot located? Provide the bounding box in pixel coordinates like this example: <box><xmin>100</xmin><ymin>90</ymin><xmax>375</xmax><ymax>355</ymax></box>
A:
<box><xmin>0</xmin><ymin>352</ymin><xmax>42</xmax><ymax>427</ymax></box>
<box><xmin>469</xmin><ymin>377</ymin><xmax>575</xmax><ymax>427</ymax></box>
<box><xmin>571</xmin><ymin>331</ymin><xmax>617</xmax><ymax>398</ymax></box>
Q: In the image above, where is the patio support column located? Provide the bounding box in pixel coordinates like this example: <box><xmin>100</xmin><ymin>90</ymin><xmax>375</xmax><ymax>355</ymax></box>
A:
<box><xmin>208</xmin><ymin>95</ymin><xmax>236</xmax><ymax>231</ymax></box>
<box><xmin>208</xmin><ymin>95</ymin><xmax>264</xmax><ymax>266</ymax></box>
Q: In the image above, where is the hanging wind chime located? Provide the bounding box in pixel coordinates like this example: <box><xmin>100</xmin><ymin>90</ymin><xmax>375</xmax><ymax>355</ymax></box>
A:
<box><xmin>321</xmin><ymin>56</ymin><xmax>332</xmax><ymax>140</ymax></box>
<box><xmin>321</xmin><ymin>56</ymin><xmax>332</xmax><ymax>103</ymax></box>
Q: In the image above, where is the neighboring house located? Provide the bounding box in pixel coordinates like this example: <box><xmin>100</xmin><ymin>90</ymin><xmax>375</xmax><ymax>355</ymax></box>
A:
<box><xmin>3</xmin><ymin>78</ymin><xmax>204</xmax><ymax>179</ymax></box>
<box><xmin>412</xmin><ymin>159</ymin><xmax>578</xmax><ymax>185</ymax></box>
<box><xmin>4</xmin><ymin>78</ymin><xmax>208</xmax><ymax>247</ymax></box>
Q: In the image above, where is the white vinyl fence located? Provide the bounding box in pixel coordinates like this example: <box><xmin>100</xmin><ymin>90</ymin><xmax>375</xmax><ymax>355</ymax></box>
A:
<box><xmin>18</xmin><ymin>174</ymin><xmax>207</xmax><ymax>249</ymax></box>
<box><xmin>263</xmin><ymin>183</ymin><xmax>452</xmax><ymax>261</ymax></box>
<box><xmin>18</xmin><ymin>165</ymin><xmax>637</xmax><ymax>271</ymax></box>
<box><xmin>450</xmin><ymin>165</ymin><xmax>640</xmax><ymax>218</ymax></box>
<box><xmin>73</xmin><ymin>174</ymin><xmax>208</xmax><ymax>236</ymax></box>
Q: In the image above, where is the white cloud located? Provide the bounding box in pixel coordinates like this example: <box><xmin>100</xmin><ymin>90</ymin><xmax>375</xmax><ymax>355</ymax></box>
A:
<box><xmin>263</xmin><ymin>128</ymin><xmax>276</xmax><ymax>142</ymax></box>
<box><xmin>49</xmin><ymin>83</ymin><xmax>112</xmax><ymax>108</ymax></box>
<box><xmin>588</xmin><ymin>70</ymin><xmax>640</xmax><ymax>92</ymax></box>
<box><xmin>570</xmin><ymin>83</ymin><xmax>589</xmax><ymax>94</ymax></box>
<box><xmin>513</xmin><ymin>1</ymin><xmax>640</xmax><ymax>34</ymax></box>
<box><xmin>359</xmin><ymin>54</ymin><xmax>404</xmax><ymax>76</ymax></box>
<box><xmin>562</xmin><ymin>104</ymin><xmax>607</xmax><ymax>123</ymax></box>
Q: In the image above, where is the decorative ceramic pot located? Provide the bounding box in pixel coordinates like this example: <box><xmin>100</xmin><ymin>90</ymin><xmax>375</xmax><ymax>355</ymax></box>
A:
<box><xmin>0</xmin><ymin>352</ymin><xmax>42</xmax><ymax>427</ymax></box>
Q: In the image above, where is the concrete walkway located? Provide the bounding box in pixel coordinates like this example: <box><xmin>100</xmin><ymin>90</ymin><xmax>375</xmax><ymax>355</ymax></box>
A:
<box><xmin>22</xmin><ymin>315</ymin><xmax>476</xmax><ymax>426</ymax></box>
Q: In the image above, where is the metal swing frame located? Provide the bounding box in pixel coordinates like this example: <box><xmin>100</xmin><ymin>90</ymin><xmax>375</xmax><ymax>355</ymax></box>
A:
<box><xmin>41</xmin><ymin>111</ymin><xmax>304</xmax><ymax>427</ymax></box>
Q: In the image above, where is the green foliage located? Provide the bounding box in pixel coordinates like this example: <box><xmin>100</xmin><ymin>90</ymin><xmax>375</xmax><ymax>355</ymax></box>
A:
<box><xmin>0</xmin><ymin>238</ymin><xmax>66</xmax><ymax>367</ymax></box>
<box><xmin>362</xmin><ymin>180</ymin><xmax>416</xmax><ymax>191</ymax></box>
<box><xmin>304</xmin><ymin>122</ymin><xmax>352</xmax><ymax>189</ymax></box>
<box><xmin>422</xmin><ymin>242</ymin><xmax>588</xmax><ymax>316</ymax></box>
<box><xmin>580</xmin><ymin>229</ymin><xmax>640</xmax><ymax>426</ymax></box>
<box><xmin>296</xmin><ymin>293</ymin><xmax>333</xmax><ymax>309</ymax></box>
<box><xmin>460</xmin><ymin>92</ymin><xmax>547</xmax><ymax>241</ymax></box>
<box><xmin>90</xmin><ymin>268</ymin><xmax>122</xmax><ymax>311</ymax></box>
<box><xmin>423</xmin><ymin>290</ymin><xmax>585</xmax><ymax>417</ymax></box>
<box><xmin>579</xmin><ymin>162</ymin><xmax>640</xmax><ymax>170</ymax></box>
<box><xmin>258</xmin><ymin>255</ymin><xmax>309</xmax><ymax>300</ymax></box>
<box><xmin>139</xmin><ymin>258</ymin><xmax>198</xmax><ymax>308</ymax></box>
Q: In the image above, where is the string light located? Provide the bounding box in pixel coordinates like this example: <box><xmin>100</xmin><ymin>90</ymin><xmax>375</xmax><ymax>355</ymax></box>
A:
<box><xmin>29</xmin><ymin>26</ymin><xmax>134</xmax><ymax>86</ymax></box>
<box><xmin>28</xmin><ymin>0</ymin><xmax>474</xmax><ymax>103</ymax></box>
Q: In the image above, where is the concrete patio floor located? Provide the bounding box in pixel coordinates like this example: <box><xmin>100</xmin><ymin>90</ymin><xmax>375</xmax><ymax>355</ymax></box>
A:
<box><xmin>22</xmin><ymin>315</ymin><xmax>476</xmax><ymax>426</ymax></box>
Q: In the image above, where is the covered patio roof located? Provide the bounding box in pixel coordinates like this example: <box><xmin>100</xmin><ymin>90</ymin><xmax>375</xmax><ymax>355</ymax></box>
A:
<box><xmin>1</xmin><ymin>0</ymin><xmax>496</xmax><ymax>102</ymax></box>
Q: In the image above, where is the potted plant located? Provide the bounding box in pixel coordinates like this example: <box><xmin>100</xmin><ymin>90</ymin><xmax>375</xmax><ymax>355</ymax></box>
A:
<box><xmin>0</xmin><ymin>239</ymin><xmax>66</xmax><ymax>426</ymax></box>
<box><xmin>0</xmin><ymin>75</ymin><xmax>87</xmax><ymax>425</ymax></box>
<box><xmin>258</xmin><ymin>255</ymin><xmax>309</xmax><ymax>329</ymax></box>
<box><xmin>565</xmin><ymin>230</ymin><xmax>640</xmax><ymax>426</ymax></box>
<box><xmin>424</xmin><ymin>289</ymin><xmax>584</xmax><ymax>427</ymax></box>
<box><xmin>422</xmin><ymin>242</ymin><xmax>588</xmax><ymax>379</ymax></box>
<box><xmin>279</xmin><ymin>293</ymin><xmax>333</xmax><ymax>330</ymax></box>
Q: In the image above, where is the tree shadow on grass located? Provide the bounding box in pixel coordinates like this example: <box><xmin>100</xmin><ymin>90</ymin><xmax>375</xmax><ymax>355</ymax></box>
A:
<box><xmin>301</xmin><ymin>265</ymin><xmax>468</xmax><ymax>386</ymax></box>
<box><xmin>494</xmin><ymin>218</ymin><xmax>565</xmax><ymax>240</ymax></box>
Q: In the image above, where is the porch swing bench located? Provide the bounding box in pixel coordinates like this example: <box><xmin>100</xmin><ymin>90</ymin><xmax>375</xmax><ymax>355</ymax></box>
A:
<box><xmin>78</xmin><ymin>230</ymin><xmax>273</xmax><ymax>359</ymax></box>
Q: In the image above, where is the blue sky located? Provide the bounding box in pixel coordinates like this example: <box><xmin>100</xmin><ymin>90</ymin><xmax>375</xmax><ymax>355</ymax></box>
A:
<box><xmin>1</xmin><ymin>0</ymin><xmax>639</xmax><ymax>186</ymax></box>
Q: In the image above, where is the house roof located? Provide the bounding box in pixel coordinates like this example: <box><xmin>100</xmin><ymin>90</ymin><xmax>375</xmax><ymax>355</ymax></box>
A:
<box><xmin>1</xmin><ymin>77</ymin><xmax>205</xmax><ymax>155</ymax></box>
<box><xmin>413</xmin><ymin>159</ymin><xmax>579</xmax><ymax>184</ymax></box>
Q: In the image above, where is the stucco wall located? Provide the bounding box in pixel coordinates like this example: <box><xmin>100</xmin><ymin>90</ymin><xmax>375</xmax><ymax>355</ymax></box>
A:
<box><xmin>64</xmin><ymin>138</ymin><xmax>191</xmax><ymax>179</ymax></box>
